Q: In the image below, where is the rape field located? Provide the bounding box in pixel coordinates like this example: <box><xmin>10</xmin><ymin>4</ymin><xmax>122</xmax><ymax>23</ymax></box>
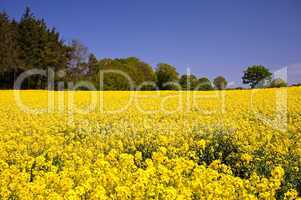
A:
<box><xmin>0</xmin><ymin>87</ymin><xmax>301</xmax><ymax>199</ymax></box>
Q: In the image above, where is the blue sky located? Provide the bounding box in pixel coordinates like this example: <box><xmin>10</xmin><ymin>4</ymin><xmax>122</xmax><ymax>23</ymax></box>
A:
<box><xmin>1</xmin><ymin>0</ymin><xmax>300</xmax><ymax>86</ymax></box>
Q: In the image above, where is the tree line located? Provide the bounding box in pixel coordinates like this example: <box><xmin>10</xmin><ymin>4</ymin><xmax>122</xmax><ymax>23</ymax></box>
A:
<box><xmin>0</xmin><ymin>8</ymin><xmax>289</xmax><ymax>90</ymax></box>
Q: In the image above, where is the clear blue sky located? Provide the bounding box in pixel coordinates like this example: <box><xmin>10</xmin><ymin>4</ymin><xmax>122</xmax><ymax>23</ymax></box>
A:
<box><xmin>1</xmin><ymin>0</ymin><xmax>300</xmax><ymax>86</ymax></box>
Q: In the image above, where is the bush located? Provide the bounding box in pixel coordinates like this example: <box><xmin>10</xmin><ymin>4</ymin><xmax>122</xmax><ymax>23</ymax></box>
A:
<box><xmin>270</xmin><ymin>78</ymin><xmax>287</xmax><ymax>88</ymax></box>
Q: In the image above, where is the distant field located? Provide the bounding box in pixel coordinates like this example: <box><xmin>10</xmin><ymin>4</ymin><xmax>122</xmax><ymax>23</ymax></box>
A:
<box><xmin>0</xmin><ymin>88</ymin><xmax>300</xmax><ymax>199</ymax></box>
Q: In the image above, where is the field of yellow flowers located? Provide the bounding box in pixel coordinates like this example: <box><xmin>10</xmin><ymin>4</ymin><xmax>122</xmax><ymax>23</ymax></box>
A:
<box><xmin>0</xmin><ymin>87</ymin><xmax>301</xmax><ymax>199</ymax></box>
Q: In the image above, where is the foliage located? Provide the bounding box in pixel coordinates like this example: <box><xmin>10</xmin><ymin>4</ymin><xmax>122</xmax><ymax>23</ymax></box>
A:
<box><xmin>87</xmin><ymin>53</ymin><xmax>99</xmax><ymax>79</ymax></box>
<box><xmin>270</xmin><ymin>78</ymin><xmax>287</xmax><ymax>88</ymax></box>
<box><xmin>95</xmin><ymin>57</ymin><xmax>156</xmax><ymax>90</ymax></box>
<box><xmin>0</xmin><ymin>12</ymin><xmax>21</xmax><ymax>88</ymax></box>
<box><xmin>0</xmin><ymin>8</ymin><xmax>71</xmax><ymax>89</ymax></box>
<box><xmin>242</xmin><ymin>65</ymin><xmax>272</xmax><ymax>88</ymax></box>
<box><xmin>213</xmin><ymin>76</ymin><xmax>228</xmax><ymax>90</ymax></box>
<box><xmin>155</xmin><ymin>63</ymin><xmax>179</xmax><ymax>90</ymax></box>
<box><xmin>179</xmin><ymin>74</ymin><xmax>199</xmax><ymax>90</ymax></box>
<box><xmin>0</xmin><ymin>8</ymin><xmax>283</xmax><ymax>91</ymax></box>
<box><xmin>67</xmin><ymin>39</ymin><xmax>90</xmax><ymax>81</ymax></box>
<box><xmin>197</xmin><ymin>77</ymin><xmax>213</xmax><ymax>90</ymax></box>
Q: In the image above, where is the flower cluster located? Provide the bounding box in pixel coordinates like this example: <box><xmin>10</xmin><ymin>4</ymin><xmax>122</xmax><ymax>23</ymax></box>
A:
<box><xmin>0</xmin><ymin>87</ymin><xmax>300</xmax><ymax>199</ymax></box>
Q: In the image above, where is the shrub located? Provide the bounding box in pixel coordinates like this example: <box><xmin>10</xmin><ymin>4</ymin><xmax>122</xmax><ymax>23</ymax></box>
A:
<box><xmin>270</xmin><ymin>78</ymin><xmax>287</xmax><ymax>88</ymax></box>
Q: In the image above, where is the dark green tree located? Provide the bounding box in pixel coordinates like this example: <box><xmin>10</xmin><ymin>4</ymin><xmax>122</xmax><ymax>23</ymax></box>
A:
<box><xmin>155</xmin><ymin>63</ymin><xmax>179</xmax><ymax>90</ymax></box>
<box><xmin>197</xmin><ymin>77</ymin><xmax>213</xmax><ymax>90</ymax></box>
<box><xmin>44</xmin><ymin>27</ymin><xmax>71</xmax><ymax>72</ymax></box>
<box><xmin>17</xmin><ymin>7</ymin><xmax>43</xmax><ymax>70</ymax></box>
<box><xmin>242</xmin><ymin>65</ymin><xmax>272</xmax><ymax>88</ymax></box>
<box><xmin>17</xmin><ymin>7</ymin><xmax>71</xmax><ymax>88</ymax></box>
<box><xmin>87</xmin><ymin>54</ymin><xmax>98</xmax><ymax>74</ymax></box>
<box><xmin>0</xmin><ymin>12</ymin><xmax>22</xmax><ymax>88</ymax></box>
<box><xmin>213</xmin><ymin>76</ymin><xmax>227</xmax><ymax>90</ymax></box>
<box><xmin>179</xmin><ymin>74</ymin><xmax>198</xmax><ymax>90</ymax></box>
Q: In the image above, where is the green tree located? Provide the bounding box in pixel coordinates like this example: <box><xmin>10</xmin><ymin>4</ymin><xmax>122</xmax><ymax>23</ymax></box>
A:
<box><xmin>179</xmin><ymin>74</ymin><xmax>198</xmax><ymax>90</ymax></box>
<box><xmin>121</xmin><ymin>57</ymin><xmax>156</xmax><ymax>89</ymax></box>
<box><xmin>242</xmin><ymin>65</ymin><xmax>272</xmax><ymax>88</ymax></box>
<box><xmin>43</xmin><ymin>27</ymin><xmax>71</xmax><ymax>73</ymax></box>
<box><xmin>213</xmin><ymin>76</ymin><xmax>227</xmax><ymax>90</ymax></box>
<box><xmin>197</xmin><ymin>77</ymin><xmax>213</xmax><ymax>90</ymax></box>
<box><xmin>155</xmin><ymin>63</ymin><xmax>179</xmax><ymax>90</ymax></box>
<box><xmin>0</xmin><ymin>12</ymin><xmax>22</xmax><ymax>88</ymax></box>
<box><xmin>87</xmin><ymin>53</ymin><xmax>99</xmax><ymax>79</ymax></box>
<box><xmin>17</xmin><ymin>7</ymin><xmax>71</xmax><ymax>88</ymax></box>
<box><xmin>95</xmin><ymin>57</ymin><xmax>156</xmax><ymax>90</ymax></box>
<box><xmin>18</xmin><ymin>7</ymin><xmax>44</xmax><ymax>70</ymax></box>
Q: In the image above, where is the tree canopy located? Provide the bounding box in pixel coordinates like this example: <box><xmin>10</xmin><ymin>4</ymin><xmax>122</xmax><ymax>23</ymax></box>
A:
<box><xmin>213</xmin><ymin>76</ymin><xmax>227</xmax><ymax>90</ymax></box>
<box><xmin>179</xmin><ymin>74</ymin><xmax>198</xmax><ymax>90</ymax></box>
<box><xmin>0</xmin><ymin>8</ymin><xmax>286</xmax><ymax>90</ymax></box>
<box><xmin>0</xmin><ymin>8</ymin><xmax>71</xmax><ymax>89</ymax></box>
<box><xmin>155</xmin><ymin>63</ymin><xmax>179</xmax><ymax>90</ymax></box>
<box><xmin>197</xmin><ymin>77</ymin><xmax>213</xmax><ymax>91</ymax></box>
<box><xmin>242</xmin><ymin>65</ymin><xmax>272</xmax><ymax>88</ymax></box>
